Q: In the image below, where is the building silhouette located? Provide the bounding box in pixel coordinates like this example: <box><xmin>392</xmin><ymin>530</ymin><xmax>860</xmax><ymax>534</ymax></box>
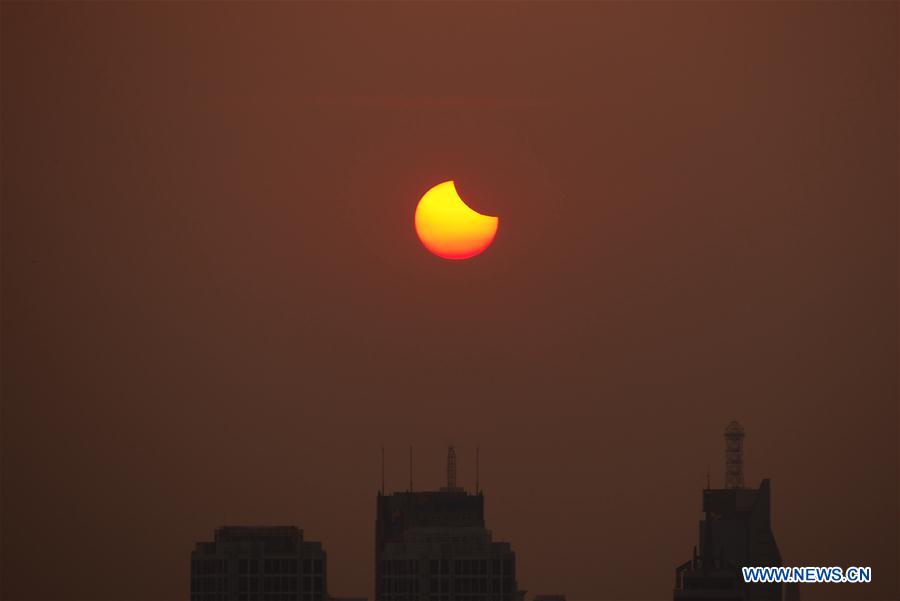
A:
<box><xmin>191</xmin><ymin>526</ymin><xmax>327</xmax><ymax>601</ymax></box>
<box><xmin>673</xmin><ymin>422</ymin><xmax>799</xmax><ymax>601</ymax></box>
<box><xmin>375</xmin><ymin>446</ymin><xmax>524</xmax><ymax>601</ymax></box>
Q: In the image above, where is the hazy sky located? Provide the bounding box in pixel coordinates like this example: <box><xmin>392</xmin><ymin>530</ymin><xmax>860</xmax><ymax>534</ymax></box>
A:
<box><xmin>2</xmin><ymin>2</ymin><xmax>897</xmax><ymax>601</ymax></box>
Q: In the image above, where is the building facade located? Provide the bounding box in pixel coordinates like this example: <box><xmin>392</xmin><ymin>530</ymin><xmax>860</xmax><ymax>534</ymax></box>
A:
<box><xmin>191</xmin><ymin>526</ymin><xmax>327</xmax><ymax>601</ymax></box>
<box><xmin>375</xmin><ymin>447</ymin><xmax>524</xmax><ymax>601</ymax></box>
<box><xmin>673</xmin><ymin>423</ymin><xmax>798</xmax><ymax>601</ymax></box>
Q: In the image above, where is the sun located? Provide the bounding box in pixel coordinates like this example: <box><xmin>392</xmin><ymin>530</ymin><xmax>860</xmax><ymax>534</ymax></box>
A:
<box><xmin>414</xmin><ymin>181</ymin><xmax>499</xmax><ymax>260</ymax></box>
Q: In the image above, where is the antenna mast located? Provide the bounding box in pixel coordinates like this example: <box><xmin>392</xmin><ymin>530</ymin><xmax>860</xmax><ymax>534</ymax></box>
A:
<box><xmin>724</xmin><ymin>421</ymin><xmax>746</xmax><ymax>489</ymax></box>
<box><xmin>447</xmin><ymin>446</ymin><xmax>457</xmax><ymax>489</ymax></box>
<box><xmin>476</xmin><ymin>446</ymin><xmax>480</xmax><ymax>493</ymax></box>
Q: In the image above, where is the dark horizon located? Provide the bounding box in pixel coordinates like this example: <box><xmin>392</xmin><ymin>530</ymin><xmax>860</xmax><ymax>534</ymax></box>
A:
<box><xmin>190</xmin><ymin>432</ymin><xmax>799</xmax><ymax>601</ymax></box>
<box><xmin>2</xmin><ymin>2</ymin><xmax>897</xmax><ymax>601</ymax></box>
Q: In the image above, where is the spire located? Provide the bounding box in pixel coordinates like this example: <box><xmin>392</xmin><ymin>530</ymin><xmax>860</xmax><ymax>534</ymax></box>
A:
<box><xmin>447</xmin><ymin>446</ymin><xmax>457</xmax><ymax>489</ymax></box>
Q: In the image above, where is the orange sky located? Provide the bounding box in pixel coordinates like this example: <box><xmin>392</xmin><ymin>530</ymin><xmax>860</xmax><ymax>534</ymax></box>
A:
<box><xmin>2</xmin><ymin>2</ymin><xmax>897</xmax><ymax>601</ymax></box>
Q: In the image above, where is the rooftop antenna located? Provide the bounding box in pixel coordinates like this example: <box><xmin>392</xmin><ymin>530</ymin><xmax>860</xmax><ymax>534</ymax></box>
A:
<box><xmin>381</xmin><ymin>446</ymin><xmax>385</xmax><ymax>494</ymax></box>
<box><xmin>724</xmin><ymin>421</ymin><xmax>745</xmax><ymax>489</ymax></box>
<box><xmin>447</xmin><ymin>445</ymin><xmax>457</xmax><ymax>489</ymax></box>
<box><xmin>476</xmin><ymin>446</ymin><xmax>480</xmax><ymax>493</ymax></box>
<box><xmin>409</xmin><ymin>445</ymin><xmax>413</xmax><ymax>491</ymax></box>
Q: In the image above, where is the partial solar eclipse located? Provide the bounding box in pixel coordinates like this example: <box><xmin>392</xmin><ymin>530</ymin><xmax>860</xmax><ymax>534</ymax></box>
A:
<box><xmin>414</xmin><ymin>181</ymin><xmax>499</xmax><ymax>260</ymax></box>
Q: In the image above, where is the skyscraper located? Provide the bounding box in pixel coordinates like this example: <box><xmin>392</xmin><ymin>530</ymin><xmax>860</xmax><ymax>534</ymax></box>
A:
<box><xmin>375</xmin><ymin>447</ymin><xmax>524</xmax><ymax>601</ymax></box>
<box><xmin>673</xmin><ymin>422</ymin><xmax>798</xmax><ymax>601</ymax></box>
<box><xmin>191</xmin><ymin>526</ymin><xmax>328</xmax><ymax>601</ymax></box>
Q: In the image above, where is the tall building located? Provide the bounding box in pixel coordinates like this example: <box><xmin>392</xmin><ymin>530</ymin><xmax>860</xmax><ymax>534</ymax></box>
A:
<box><xmin>191</xmin><ymin>526</ymin><xmax>328</xmax><ymax>601</ymax></box>
<box><xmin>375</xmin><ymin>447</ymin><xmax>524</xmax><ymax>601</ymax></box>
<box><xmin>673</xmin><ymin>422</ymin><xmax>799</xmax><ymax>601</ymax></box>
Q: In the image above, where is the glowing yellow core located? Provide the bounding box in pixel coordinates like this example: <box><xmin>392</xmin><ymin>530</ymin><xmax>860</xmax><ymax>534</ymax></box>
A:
<box><xmin>414</xmin><ymin>181</ymin><xmax>499</xmax><ymax>260</ymax></box>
